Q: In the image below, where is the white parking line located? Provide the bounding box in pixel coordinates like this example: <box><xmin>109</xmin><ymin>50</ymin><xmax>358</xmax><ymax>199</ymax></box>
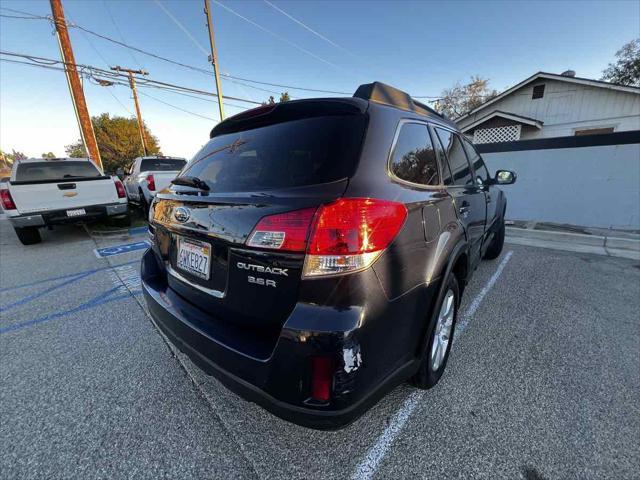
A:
<box><xmin>351</xmin><ymin>251</ymin><xmax>514</xmax><ymax>480</ymax></box>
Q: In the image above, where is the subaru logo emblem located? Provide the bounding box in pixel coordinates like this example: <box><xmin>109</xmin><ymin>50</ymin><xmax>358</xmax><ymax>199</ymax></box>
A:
<box><xmin>174</xmin><ymin>207</ymin><xmax>190</xmax><ymax>223</ymax></box>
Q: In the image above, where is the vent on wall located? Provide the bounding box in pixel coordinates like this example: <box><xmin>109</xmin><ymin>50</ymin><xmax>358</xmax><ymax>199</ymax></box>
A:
<box><xmin>532</xmin><ymin>84</ymin><xmax>545</xmax><ymax>99</ymax></box>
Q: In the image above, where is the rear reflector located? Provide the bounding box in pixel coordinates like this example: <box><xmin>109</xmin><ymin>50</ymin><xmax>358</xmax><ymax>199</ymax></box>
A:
<box><xmin>114</xmin><ymin>180</ymin><xmax>126</xmax><ymax>198</ymax></box>
<box><xmin>311</xmin><ymin>356</ymin><xmax>334</xmax><ymax>403</ymax></box>
<box><xmin>247</xmin><ymin>207</ymin><xmax>317</xmax><ymax>252</ymax></box>
<box><xmin>0</xmin><ymin>188</ymin><xmax>16</xmax><ymax>210</ymax></box>
<box><xmin>146</xmin><ymin>174</ymin><xmax>156</xmax><ymax>191</ymax></box>
<box><xmin>303</xmin><ymin>198</ymin><xmax>407</xmax><ymax>277</ymax></box>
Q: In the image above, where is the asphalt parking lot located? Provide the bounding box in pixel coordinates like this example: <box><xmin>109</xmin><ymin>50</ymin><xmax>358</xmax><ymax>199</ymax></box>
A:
<box><xmin>1</xmin><ymin>219</ymin><xmax>639</xmax><ymax>480</ymax></box>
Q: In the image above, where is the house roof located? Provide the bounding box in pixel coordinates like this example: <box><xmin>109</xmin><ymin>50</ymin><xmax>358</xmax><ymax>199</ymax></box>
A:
<box><xmin>460</xmin><ymin>110</ymin><xmax>543</xmax><ymax>133</ymax></box>
<box><xmin>456</xmin><ymin>72</ymin><xmax>640</xmax><ymax>123</ymax></box>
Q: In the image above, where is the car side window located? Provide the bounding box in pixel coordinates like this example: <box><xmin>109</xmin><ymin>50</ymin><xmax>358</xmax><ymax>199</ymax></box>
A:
<box><xmin>435</xmin><ymin>128</ymin><xmax>473</xmax><ymax>186</ymax></box>
<box><xmin>462</xmin><ymin>138</ymin><xmax>490</xmax><ymax>185</ymax></box>
<box><xmin>389</xmin><ymin>122</ymin><xmax>439</xmax><ymax>186</ymax></box>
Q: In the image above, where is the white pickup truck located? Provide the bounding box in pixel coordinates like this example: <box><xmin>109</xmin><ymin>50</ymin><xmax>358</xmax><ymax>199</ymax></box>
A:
<box><xmin>122</xmin><ymin>156</ymin><xmax>186</xmax><ymax>212</ymax></box>
<box><xmin>0</xmin><ymin>157</ymin><xmax>129</xmax><ymax>245</ymax></box>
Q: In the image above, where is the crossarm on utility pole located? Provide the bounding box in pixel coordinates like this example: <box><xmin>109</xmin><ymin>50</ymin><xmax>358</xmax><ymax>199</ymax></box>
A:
<box><xmin>111</xmin><ymin>66</ymin><xmax>148</xmax><ymax>157</ymax></box>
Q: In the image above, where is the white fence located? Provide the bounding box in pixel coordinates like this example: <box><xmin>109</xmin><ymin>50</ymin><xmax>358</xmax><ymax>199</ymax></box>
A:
<box><xmin>482</xmin><ymin>143</ymin><xmax>640</xmax><ymax>230</ymax></box>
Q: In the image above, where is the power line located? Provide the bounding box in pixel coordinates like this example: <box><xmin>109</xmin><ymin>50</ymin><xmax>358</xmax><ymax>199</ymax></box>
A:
<box><xmin>136</xmin><ymin>84</ymin><xmax>249</xmax><ymax>110</ymax></box>
<box><xmin>0</xmin><ymin>56</ymin><xmax>228</xmax><ymax>122</ymax></box>
<box><xmin>0</xmin><ymin>11</ymin><xmax>478</xmax><ymax>100</ymax></box>
<box><xmin>0</xmin><ymin>50</ymin><xmax>262</xmax><ymax>105</ymax></box>
<box><xmin>154</xmin><ymin>0</ymin><xmax>209</xmax><ymax>56</ymax></box>
<box><xmin>102</xmin><ymin>0</ymin><xmax>143</xmax><ymax>69</ymax></box>
<box><xmin>212</xmin><ymin>0</ymin><xmax>344</xmax><ymax>71</ymax></box>
<box><xmin>138</xmin><ymin>91</ymin><xmax>217</xmax><ymax>121</ymax></box>
<box><xmin>0</xmin><ymin>10</ymin><xmax>354</xmax><ymax>95</ymax></box>
<box><xmin>263</xmin><ymin>0</ymin><xmax>360</xmax><ymax>61</ymax></box>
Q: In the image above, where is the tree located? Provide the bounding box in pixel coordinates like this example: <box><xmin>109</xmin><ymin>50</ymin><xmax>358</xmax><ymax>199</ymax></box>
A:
<box><xmin>602</xmin><ymin>39</ymin><xmax>640</xmax><ymax>86</ymax></box>
<box><xmin>65</xmin><ymin>113</ymin><xmax>161</xmax><ymax>173</ymax></box>
<box><xmin>42</xmin><ymin>152</ymin><xmax>56</xmax><ymax>159</ymax></box>
<box><xmin>434</xmin><ymin>76</ymin><xmax>498</xmax><ymax>119</ymax></box>
<box><xmin>262</xmin><ymin>91</ymin><xmax>291</xmax><ymax>105</ymax></box>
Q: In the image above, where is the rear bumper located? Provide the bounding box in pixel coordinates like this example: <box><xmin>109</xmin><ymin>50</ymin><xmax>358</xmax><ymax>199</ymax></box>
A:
<box><xmin>141</xmin><ymin>248</ymin><xmax>437</xmax><ymax>430</ymax></box>
<box><xmin>9</xmin><ymin>203</ymin><xmax>127</xmax><ymax>228</ymax></box>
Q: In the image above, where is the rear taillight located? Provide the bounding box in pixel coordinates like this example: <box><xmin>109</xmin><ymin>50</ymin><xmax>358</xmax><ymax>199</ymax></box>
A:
<box><xmin>310</xmin><ymin>356</ymin><xmax>334</xmax><ymax>403</ymax></box>
<box><xmin>146</xmin><ymin>174</ymin><xmax>156</xmax><ymax>191</ymax></box>
<box><xmin>303</xmin><ymin>198</ymin><xmax>407</xmax><ymax>277</ymax></box>
<box><xmin>114</xmin><ymin>180</ymin><xmax>126</xmax><ymax>198</ymax></box>
<box><xmin>246</xmin><ymin>199</ymin><xmax>407</xmax><ymax>276</ymax></box>
<box><xmin>247</xmin><ymin>207</ymin><xmax>317</xmax><ymax>252</ymax></box>
<box><xmin>0</xmin><ymin>188</ymin><xmax>16</xmax><ymax>210</ymax></box>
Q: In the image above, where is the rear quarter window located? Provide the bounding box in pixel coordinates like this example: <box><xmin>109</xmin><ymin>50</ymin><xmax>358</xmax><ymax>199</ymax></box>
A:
<box><xmin>389</xmin><ymin>122</ymin><xmax>439</xmax><ymax>186</ymax></box>
<box><xmin>180</xmin><ymin>115</ymin><xmax>365</xmax><ymax>192</ymax></box>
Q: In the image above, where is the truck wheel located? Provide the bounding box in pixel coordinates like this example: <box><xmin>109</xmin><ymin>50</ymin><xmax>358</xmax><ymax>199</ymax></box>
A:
<box><xmin>14</xmin><ymin>227</ymin><xmax>41</xmax><ymax>245</ymax></box>
<box><xmin>139</xmin><ymin>189</ymin><xmax>150</xmax><ymax>217</ymax></box>
<box><xmin>411</xmin><ymin>272</ymin><xmax>459</xmax><ymax>389</ymax></box>
<box><xmin>484</xmin><ymin>218</ymin><xmax>505</xmax><ymax>260</ymax></box>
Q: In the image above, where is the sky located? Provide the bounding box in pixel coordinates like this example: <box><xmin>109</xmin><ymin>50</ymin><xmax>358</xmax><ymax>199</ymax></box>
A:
<box><xmin>1</xmin><ymin>0</ymin><xmax>639</xmax><ymax>160</ymax></box>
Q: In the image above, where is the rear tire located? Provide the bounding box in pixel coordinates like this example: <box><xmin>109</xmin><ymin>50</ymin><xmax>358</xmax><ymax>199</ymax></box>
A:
<box><xmin>14</xmin><ymin>227</ymin><xmax>41</xmax><ymax>245</ymax></box>
<box><xmin>139</xmin><ymin>189</ymin><xmax>150</xmax><ymax>218</ymax></box>
<box><xmin>484</xmin><ymin>217</ymin><xmax>505</xmax><ymax>260</ymax></box>
<box><xmin>411</xmin><ymin>272</ymin><xmax>459</xmax><ymax>389</ymax></box>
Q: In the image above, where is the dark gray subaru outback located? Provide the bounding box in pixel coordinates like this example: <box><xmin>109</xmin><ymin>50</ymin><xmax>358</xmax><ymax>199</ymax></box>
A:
<box><xmin>141</xmin><ymin>82</ymin><xmax>516</xmax><ymax>429</ymax></box>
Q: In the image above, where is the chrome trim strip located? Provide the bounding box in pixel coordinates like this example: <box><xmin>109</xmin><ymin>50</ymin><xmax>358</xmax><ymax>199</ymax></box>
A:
<box><xmin>166</xmin><ymin>264</ymin><xmax>224</xmax><ymax>298</ymax></box>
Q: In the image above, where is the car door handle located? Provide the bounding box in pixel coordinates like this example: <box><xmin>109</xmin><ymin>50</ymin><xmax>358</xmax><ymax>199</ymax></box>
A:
<box><xmin>486</xmin><ymin>194</ymin><xmax>492</xmax><ymax>203</ymax></box>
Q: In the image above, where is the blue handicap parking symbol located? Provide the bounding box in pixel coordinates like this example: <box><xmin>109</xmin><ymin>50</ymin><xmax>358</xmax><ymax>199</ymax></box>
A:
<box><xmin>94</xmin><ymin>241</ymin><xmax>150</xmax><ymax>258</ymax></box>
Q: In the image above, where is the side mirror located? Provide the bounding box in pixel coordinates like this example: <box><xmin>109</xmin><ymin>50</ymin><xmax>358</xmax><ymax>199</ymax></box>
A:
<box><xmin>116</xmin><ymin>167</ymin><xmax>125</xmax><ymax>180</ymax></box>
<box><xmin>495</xmin><ymin>170</ymin><xmax>516</xmax><ymax>185</ymax></box>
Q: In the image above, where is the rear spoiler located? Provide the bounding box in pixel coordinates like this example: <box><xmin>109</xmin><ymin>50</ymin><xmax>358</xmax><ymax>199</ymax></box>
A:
<box><xmin>210</xmin><ymin>98</ymin><xmax>367</xmax><ymax>138</ymax></box>
<box><xmin>353</xmin><ymin>81</ymin><xmax>447</xmax><ymax>120</ymax></box>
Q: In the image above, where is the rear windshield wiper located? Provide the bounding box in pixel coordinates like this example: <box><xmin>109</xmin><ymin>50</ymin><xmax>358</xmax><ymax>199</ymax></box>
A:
<box><xmin>171</xmin><ymin>176</ymin><xmax>210</xmax><ymax>191</ymax></box>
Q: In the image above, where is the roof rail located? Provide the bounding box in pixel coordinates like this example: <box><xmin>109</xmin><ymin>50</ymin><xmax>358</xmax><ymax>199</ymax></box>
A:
<box><xmin>353</xmin><ymin>81</ymin><xmax>445</xmax><ymax>119</ymax></box>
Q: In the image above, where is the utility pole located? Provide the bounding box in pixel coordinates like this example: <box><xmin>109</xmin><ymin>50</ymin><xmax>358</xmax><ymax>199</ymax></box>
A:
<box><xmin>204</xmin><ymin>0</ymin><xmax>225</xmax><ymax>121</ymax></box>
<box><xmin>50</xmin><ymin>0</ymin><xmax>102</xmax><ymax>170</ymax></box>
<box><xmin>111</xmin><ymin>66</ymin><xmax>148</xmax><ymax>156</ymax></box>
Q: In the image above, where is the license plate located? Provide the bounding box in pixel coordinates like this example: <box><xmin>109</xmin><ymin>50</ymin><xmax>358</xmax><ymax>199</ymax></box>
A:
<box><xmin>176</xmin><ymin>237</ymin><xmax>211</xmax><ymax>280</ymax></box>
<box><xmin>66</xmin><ymin>208</ymin><xmax>86</xmax><ymax>217</ymax></box>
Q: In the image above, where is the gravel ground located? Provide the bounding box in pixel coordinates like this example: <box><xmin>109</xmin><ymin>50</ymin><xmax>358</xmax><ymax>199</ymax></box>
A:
<box><xmin>1</xmin><ymin>220</ymin><xmax>638</xmax><ymax>479</ymax></box>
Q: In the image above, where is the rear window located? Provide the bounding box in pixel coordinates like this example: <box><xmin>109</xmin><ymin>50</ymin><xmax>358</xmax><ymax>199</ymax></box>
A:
<box><xmin>180</xmin><ymin>115</ymin><xmax>365</xmax><ymax>192</ymax></box>
<box><xmin>15</xmin><ymin>161</ymin><xmax>103</xmax><ymax>183</ymax></box>
<box><xmin>140</xmin><ymin>158</ymin><xmax>186</xmax><ymax>172</ymax></box>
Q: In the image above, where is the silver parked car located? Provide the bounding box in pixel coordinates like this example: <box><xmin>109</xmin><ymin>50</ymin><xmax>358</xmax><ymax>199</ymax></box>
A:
<box><xmin>122</xmin><ymin>156</ymin><xmax>186</xmax><ymax>212</ymax></box>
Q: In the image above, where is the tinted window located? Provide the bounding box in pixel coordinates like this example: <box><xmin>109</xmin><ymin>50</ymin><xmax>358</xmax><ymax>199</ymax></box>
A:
<box><xmin>15</xmin><ymin>161</ymin><xmax>102</xmax><ymax>182</ymax></box>
<box><xmin>140</xmin><ymin>158</ymin><xmax>186</xmax><ymax>172</ymax></box>
<box><xmin>435</xmin><ymin>129</ymin><xmax>473</xmax><ymax>186</ymax></box>
<box><xmin>390</xmin><ymin>123</ymin><xmax>439</xmax><ymax>186</ymax></box>
<box><xmin>462</xmin><ymin>138</ymin><xmax>490</xmax><ymax>184</ymax></box>
<box><xmin>181</xmin><ymin>115</ymin><xmax>365</xmax><ymax>192</ymax></box>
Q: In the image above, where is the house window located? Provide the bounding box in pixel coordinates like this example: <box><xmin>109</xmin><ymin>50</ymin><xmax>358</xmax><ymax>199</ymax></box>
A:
<box><xmin>574</xmin><ymin>127</ymin><xmax>614</xmax><ymax>136</ymax></box>
<box><xmin>532</xmin><ymin>84</ymin><xmax>545</xmax><ymax>99</ymax></box>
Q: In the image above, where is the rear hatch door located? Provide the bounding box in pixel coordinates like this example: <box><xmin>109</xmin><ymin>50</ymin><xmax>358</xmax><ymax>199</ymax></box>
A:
<box><xmin>151</xmin><ymin>102</ymin><xmax>366</xmax><ymax>331</ymax></box>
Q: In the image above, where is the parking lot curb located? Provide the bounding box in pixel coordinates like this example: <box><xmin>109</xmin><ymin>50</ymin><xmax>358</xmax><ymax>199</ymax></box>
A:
<box><xmin>87</xmin><ymin>225</ymin><xmax>148</xmax><ymax>238</ymax></box>
<box><xmin>506</xmin><ymin>227</ymin><xmax>640</xmax><ymax>259</ymax></box>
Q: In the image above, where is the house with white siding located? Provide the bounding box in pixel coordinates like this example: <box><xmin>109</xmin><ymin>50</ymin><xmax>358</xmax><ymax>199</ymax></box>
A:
<box><xmin>456</xmin><ymin>71</ymin><xmax>640</xmax><ymax>144</ymax></box>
